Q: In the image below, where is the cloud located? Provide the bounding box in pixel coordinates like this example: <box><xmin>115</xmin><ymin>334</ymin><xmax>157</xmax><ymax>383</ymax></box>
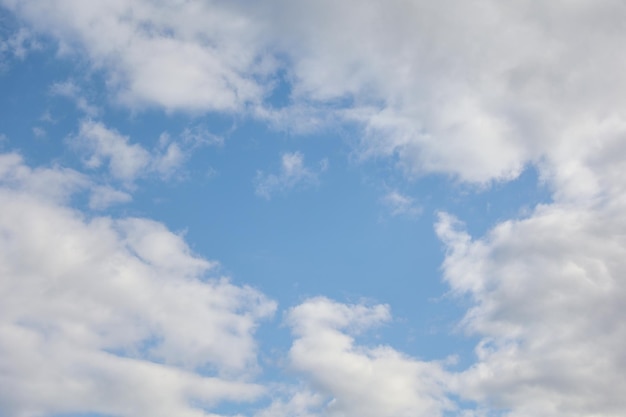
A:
<box><xmin>31</xmin><ymin>126</ymin><xmax>46</xmax><ymax>138</ymax></box>
<box><xmin>255</xmin><ymin>389</ymin><xmax>325</xmax><ymax>417</ymax></box>
<box><xmin>179</xmin><ymin>125</ymin><xmax>225</xmax><ymax>148</ymax></box>
<box><xmin>50</xmin><ymin>80</ymin><xmax>99</xmax><ymax>116</ymax></box>
<box><xmin>0</xmin><ymin>26</ymin><xmax>40</xmax><ymax>69</ymax></box>
<box><xmin>5</xmin><ymin>2</ymin><xmax>626</xmax><ymax>416</ymax></box>
<box><xmin>71</xmin><ymin>120</ymin><xmax>197</xmax><ymax>185</ymax></box>
<box><xmin>2</xmin><ymin>0</ymin><xmax>272</xmax><ymax>112</ymax></box>
<box><xmin>255</xmin><ymin>152</ymin><xmax>326</xmax><ymax>199</ymax></box>
<box><xmin>264</xmin><ymin>0</ymin><xmax>626</xmax><ymax>187</ymax></box>
<box><xmin>72</xmin><ymin>120</ymin><xmax>152</xmax><ymax>183</ymax></box>
<box><xmin>88</xmin><ymin>184</ymin><xmax>132</xmax><ymax>210</ymax></box>
<box><xmin>381</xmin><ymin>190</ymin><xmax>421</xmax><ymax>217</ymax></box>
<box><xmin>436</xmin><ymin>204</ymin><xmax>626</xmax><ymax>417</ymax></box>
<box><xmin>7</xmin><ymin>0</ymin><xmax>626</xmax><ymax>190</ymax></box>
<box><xmin>0</xmin><ymin>152</ymin><xmax>277</xmax><ymax>417</ymax></box>
<box><xmin>0</xmin><ymin>152</ymin><xmax>88</xmax><ymax>203</ymax></box>
<box><xmin>284</xmin><ymin>297</ymin><xmax>452</xmax><ymax>417</ymax></box>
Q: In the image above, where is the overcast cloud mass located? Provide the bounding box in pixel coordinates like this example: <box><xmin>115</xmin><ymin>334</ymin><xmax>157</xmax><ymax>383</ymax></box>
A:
<box><xmin>1</xmin><ymin>1</ymin><xmax>625</xmax><ymax>416</ymax></box>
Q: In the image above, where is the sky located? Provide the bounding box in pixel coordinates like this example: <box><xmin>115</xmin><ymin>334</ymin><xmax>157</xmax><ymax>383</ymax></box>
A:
<box><xmin>0</xmin><ymin>1</ymin><xmax>625</xmax><ymax>417</ymax></box>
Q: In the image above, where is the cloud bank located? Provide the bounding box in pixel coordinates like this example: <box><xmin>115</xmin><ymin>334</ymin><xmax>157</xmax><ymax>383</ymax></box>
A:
<box><xmin>0</xmin><ymin>153</ymin><xmax>276</xmax><ymax>417</ymax></box>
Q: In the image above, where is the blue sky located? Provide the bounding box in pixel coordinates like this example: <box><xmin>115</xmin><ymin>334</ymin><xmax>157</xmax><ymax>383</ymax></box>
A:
<box><xmin>1</xmin><ymin>2</ymin><xmax>625</xmax><ymax>417</ymax></box>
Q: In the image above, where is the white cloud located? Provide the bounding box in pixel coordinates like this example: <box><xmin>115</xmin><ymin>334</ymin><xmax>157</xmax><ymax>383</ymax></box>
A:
<box><xmin>0</xmin><ymin>26</ymin><xmax>40</xmax><ymax>68</ymax></box>
<box><xmin>255</xmin><ymin>152</ymin><xmax>326</xmax><ymax>199</ymax></box>
<box><xmin>5</xmin><ymin>2</ymin><xmax>626</xmax><ymax>416</ymax></box>
<box><xmin>254</xmin><ymin>388</ymin><xmax>325</xmax><ymax>417</ymax></box>
<box><xmin>284</xmin><ymin>297</ymin><xmax>452</xmax><ymax>417</ymax></box>
<box><xmin>180</xmin><ymin>126</ymin><xmax>225</xmax><ymax>148</ymax></box>
<box><xmin>50</xmin><ymin>80</ymin><xmax>99</xmax><ymax>116</ymax></box>
<box><xmin>381</xmin><ymin>190</ymin><xmax>421</xmax><ymax>217</ymax></box>
<box><xmin>0</xmin><ymin>152</ymin><xmax>88</xmax><ymax>203</ymax></box>
<box><xmin>31</xmin><ymin>126</ymin><xmax>46</xmax><ymax>138</ymax></box>
<box><xmin>89</xmin><ymin>184</ymin><xmax>132</xmax><ymax>210</ymax></box>
<box><xmin>73</xmin><ymin>120</ymin><xmax>152</xmax><ymax>183</ymax></box>
<box><xmin>7</xmin><ymin>0</ymin><xmax>626</xmax><ymax>190</ymax></box>
<box><xmin>0</xmin><ymin>152</ymin><xmax>277</xmax><ymax>417</ymax></box>
<box><xmin>2</xmin><ymin>0</ymin><xmax>271</xmax><ymax>112</ymax></box>
<box><xmin>263</xmin><ymin>0</ymin><xmax>626</xmax><ymax>188</ymax></box>
<box><xmin>436</xmin><ymin>204</ymin><xmax>626</xmax><ymax>417</ymax></box>
<box><xmin>71</xmin><ymin>120</ymin><xmax>199</xmax><ymax>185</ymax></box>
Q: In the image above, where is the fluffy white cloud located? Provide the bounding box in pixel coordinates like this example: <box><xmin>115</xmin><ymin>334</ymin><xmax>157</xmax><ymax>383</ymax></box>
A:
<box><xmin>4</xmin><ymin>2</ymin><xmax>626</xmax><ymax>416</ymax></box>
<box><xmin>72</xmin><ymin>120</ymin><xmax>152</xmax><ymax>182</ymax></box>
<box><xmin>284</xmin><ymin>297</ymin><xmax>452</xmax><ymax>417</ymax></box>
<box><xmin>1</xmin><ymin>0</ymin><xmax>271</xmax><ymax>112</ymax></box>
<box><xmin>71</xmin><ymin>120</ymin><xmax>197</xmax><ymax>184</ymax></box>
<box><xmin>0</xmin><ymin>152</ymin><xmax>276</xmax><ymax>417</ymax></box>
<box><xmin>265</xmin><ymin>0</ymin><xmax>626</xmax><ymax>186</ymax></box>
<box><xmin>436</xmin><ymin>204</ymin><xmax>626</xmax><ymax>417</ymax></box>
<box><xmin>6</xmin><ymin>0</ymin><xmax>626</xmax><ymax>187</ymax></box>
<box><xmin>255</xmin><ymin>152</ymin><xmax>326</xmax><ymax>199</ymax></box>
<box><xmin>0</xmin><ymin>152</ymin><xmax>88</xmax><ymax>202</ymax></box>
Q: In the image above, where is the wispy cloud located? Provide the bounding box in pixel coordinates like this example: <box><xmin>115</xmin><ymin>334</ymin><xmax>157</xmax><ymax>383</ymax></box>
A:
<box><xmin>70</xmin><ymin>120</ymin><xmax>213</xmax><ymax>186</ymax></box>
<box><xmin>381</xmin><ymin>190</ymin><xmax>421</xmax><ymax>218</ymax></box>
<box><xmin>0</xmin><ymin>27</ymin><xmax>40</xmax><ymax>71</ymax></box>
<box><xmin>88</xmin><ymin>184</ymin><xmax>132</xmax><ymax>210</ymax></box>
<box><xmin>50</xmin><ymin>80</ymin><xmax>99</xmax><ymax>116</ymax></box>
<box><xmin>255</xmin><ymin>151</ymin><xmax>327</xmax><ymax>199</ymax></box>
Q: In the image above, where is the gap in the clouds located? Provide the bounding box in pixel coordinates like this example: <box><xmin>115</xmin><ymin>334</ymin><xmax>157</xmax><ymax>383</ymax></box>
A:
<box><xmin>263</xmin><ymin>66</ymin><xmax>292</xmax><ymax>109</ymax></box>
<box><xmin>0</xmin><ymin>16</ymin><xmax>554</xmax><ymax>389</ymax></box>
<box><xmin>436</xmin><ymin>165</ymin><xmax>553</xmax><ymax>239</ymax></box>
<box><xmin>122</xmin><ymin>116</ymin><xmax>477</xmax><ymax>368</ymax></box>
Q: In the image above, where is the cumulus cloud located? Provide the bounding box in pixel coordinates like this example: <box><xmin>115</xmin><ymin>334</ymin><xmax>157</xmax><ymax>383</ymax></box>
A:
<box><xmin>0</xmin><ymin>152</ymin><xmax>276</xmax><ymax>417</ymax></box>
<box><xmin>71</xmin><ymin>120</ymin><xmax>199</xmax><ymax>185</ymax></box>
<box><xmin>284</xmin><ymin>297</ymin><xmax>452</xmax><ymax>417</ymax></box>
<box><xmin>436</xmin><ymin>205</ymin><xmax>626</xmax><ymax>417</ymax></box>
<box><xmin>255</xmin><ymin>152</ymin><xmax>326</xmax><ymax>199</ymax></box>
<box><xmin>5</xmin><ymin>0</ymin><xmax>626</xmax><ymax>189</ymax></box>
<box><xmin>1</xmin><ymin>0</ymin><xmax>272</xmax><ymax>112</ymax></box>
<box><xmin>263</xmin><ymin>0</ymin><xmax>626</xmax><ymax>187</ymax></box>
<box><xmin>0</xmin><ymin>152</ymin><xmax>88</xmax><ymax>202</ymax></box>
<box><xmin>4</xmin><ymin>2</ymin><xmax>626</xmax><ymax>416</ymax></box>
